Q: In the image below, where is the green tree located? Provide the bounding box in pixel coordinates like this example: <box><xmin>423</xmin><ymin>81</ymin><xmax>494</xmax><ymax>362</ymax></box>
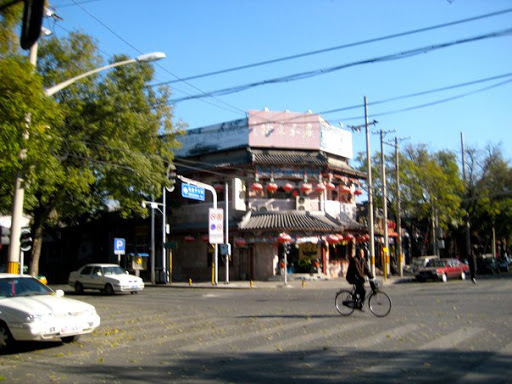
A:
<box><xmin>1</xmin><ymin>23</ymin><xmax>182</xmax><ymax>275</ymax></box>
<box><xmin>469</xmin><ymin>145</ymin><xmax>512</xmax><ymax>253</ymax></box>
<box><xmin>356</xmin><ymin>143</ymin><xmax>465</xmax><ymax>256</ymax></box>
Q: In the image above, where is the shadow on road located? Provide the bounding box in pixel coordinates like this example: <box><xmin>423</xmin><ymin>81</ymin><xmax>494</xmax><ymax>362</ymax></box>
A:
<box><xmin>57</xmin><ymin>348</ymin><xmax>511</xmax><ymax>383</ymax></box>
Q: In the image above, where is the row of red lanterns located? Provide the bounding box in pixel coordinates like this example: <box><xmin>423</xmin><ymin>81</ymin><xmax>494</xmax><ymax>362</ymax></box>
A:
<box><xmin>325</xmin><ymin>233</ymin><xmax>370</xmax><ymax>244</ymax></box>
<box><xmin>184</xmin><ymin>233</ymin><xmax>369</xmax><ymax>246</ymax></box>
<box><xmin>250</xmin><ymin>181</ymin><xmax>361</xmax><ymax>195</ymax></box>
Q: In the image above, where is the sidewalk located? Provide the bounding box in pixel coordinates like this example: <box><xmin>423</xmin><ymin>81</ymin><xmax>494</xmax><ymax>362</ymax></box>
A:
<box><xmin>51</xmin><ymin>275</ymin><xmax>413</xmax><ymax>293</ymax></box>
<box><xmin>145</xmin><ymin>274</ymin><xmax>412</xmax><ymax>290</ymax></box>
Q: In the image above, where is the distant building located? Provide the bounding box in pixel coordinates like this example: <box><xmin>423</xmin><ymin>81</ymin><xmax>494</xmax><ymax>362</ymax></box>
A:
<box><xmin>169</xmin><ymin>109</ymin><xmax>368</xmax><ymax>282</ymax></box>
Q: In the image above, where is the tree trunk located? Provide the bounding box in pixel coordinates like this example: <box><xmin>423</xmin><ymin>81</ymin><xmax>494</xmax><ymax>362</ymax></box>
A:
<box><xmin>28</xmin><ymin>205</ymin><xmax>52</xmax><ymax>277</ymax></box>
<box><xmin>29</xmin><ymin>222</ymin><xmax>44</xmax><ymax>277</ymax></box>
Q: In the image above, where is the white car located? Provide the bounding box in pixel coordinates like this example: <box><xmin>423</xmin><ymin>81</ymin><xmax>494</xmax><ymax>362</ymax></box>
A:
<box><xmin>68</xmin><ymin>263</ymin><xmax>144</xmax><ymax>295</ymax></box>
<box><xmin>0</xmin><ymin>273</ymin><xmax>100</xmax><ymax>351</ymax></box>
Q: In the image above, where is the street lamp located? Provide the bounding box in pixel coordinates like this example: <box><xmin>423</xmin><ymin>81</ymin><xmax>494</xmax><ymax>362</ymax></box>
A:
<box><xmin>7</xmin><ymin>51</ymin><xmax>166</xmax><ymax>274</ymax></box>
<box><xmin>44</xmin><ymin>52</ymin><xmax>165</xmax><ymax>96</ymax></box>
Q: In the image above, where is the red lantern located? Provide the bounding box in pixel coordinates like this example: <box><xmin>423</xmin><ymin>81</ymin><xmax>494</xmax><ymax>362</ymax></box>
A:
<box><xmin>315</xmin><ymin>183</ymin><xmax>326</xmax><ymax>193</ymax></box>
<box><xmin>234</xmin><ymin>238</ymin><xmax>247</xmax><ymax>247</ymax></box>
<box><xmin>340</xmin><ymin>185</ymin><xmax>351</xmax><ymax>194</ymax></box>
<box><xmin>300</xmin><ymin>183</ymin><xmax>312</xmax><ymax>193</ymax></box>
<box><xmin>354</xmin><ymin>188</ymin><xmax>363</xmax><ymax>196</ymax></box>
<box><xmin>326</xmin><ymin>234</ymin><xmax>340</xmax><ymax>245</ymax></box>
<box><xmin>325</xmin><ymin>182</ymin><xmax>336</xmax><ymax>190</ymax></box>
<box><xmin>201</xmin><ymin>234</ymin><xmax>209</xmax><ymax>242</ymax></box>
<box><xmin>266</xmin><ymin>182</ymin><xmax>278</xmax><ymax>193</ymax></box>
<box><xmin>343</xmin><ymin>233</ymin><xmax>355</xmax><ymax>241</ymax></box>
<box><xmin>250</xmin><ymin>182</ymin><xmax>263</xmax><ymax>191</ymax></box>
<box><xmin>283</xmin><ymin>183</ymin><xmax>294</xmax><ymax>193</ymax></box>
<box><xmin>277</xmin><ymin>232</ymin><xmax>292</xmax><ymax>243</ymax></box>
<box><xmin>184</xmin><ymin>235</ymin><xmax>195</xmax><ymax>242</ymax></box>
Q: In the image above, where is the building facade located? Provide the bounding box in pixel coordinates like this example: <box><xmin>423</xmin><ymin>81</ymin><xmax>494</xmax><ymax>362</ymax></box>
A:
<box><xmin>168</xmin><ymin>109</ymin><xmax>369</xmax><ymax>282</ymax></box>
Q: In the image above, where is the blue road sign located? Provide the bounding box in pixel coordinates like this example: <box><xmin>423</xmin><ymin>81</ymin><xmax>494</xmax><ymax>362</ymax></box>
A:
<box><xmin>181</xmin><ymin>183</ymin><xmax>205</xmax><ymax>201</ymax></box>
<box><xmin>114</xmin><ymin>238</ymin><xmax>126</xmax><ymax>255</ymax></box>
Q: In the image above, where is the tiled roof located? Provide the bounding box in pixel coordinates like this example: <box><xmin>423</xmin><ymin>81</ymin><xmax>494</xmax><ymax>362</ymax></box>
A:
<box><xmin>251</xmin><ymin>150</ymin><xmax>327</xmax><ymax>166</ymax></box>
<box><xmin>238</xmin><ymin>210</ymin><xmax>364</xmax><ymax>233</ymax></box>
<box><xmin>250</xmin><ymin>149</ymin><xmax>366</xmax><ymax>178</ymax></box>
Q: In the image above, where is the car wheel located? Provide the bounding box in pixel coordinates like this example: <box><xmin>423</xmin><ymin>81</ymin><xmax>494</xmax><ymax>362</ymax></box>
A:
<box><xmin>75</xmin><ymin>282</ymin><xmax>84</xmax><ymax>294</ymax></box>
<box><xmin>104</xmin><ymin>284</ymin><xmax>114</xmax><ymax>295</ymax></box>
<box><xmin>0</xmin><ymin>322</ymin><xmax>13</xmax><ymax>352</ymax></box>
<box><xmin>61</xmin><ymin>335</ymin><xmax>80</xmax><ymax>343</ymax></box>
<box><xmin>441</xmin><ymin>273</ymin><xmax>448</xmax><ymax>283</ymax></box>
<box><xmin>460</xmin><ymin>272</ymin><xmax>466</xmax><ymax>280</ymax></box>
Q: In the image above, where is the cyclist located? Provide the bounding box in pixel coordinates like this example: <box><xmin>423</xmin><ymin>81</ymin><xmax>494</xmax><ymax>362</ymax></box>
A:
<box><xmin>346</xmin><ymin>247</ymin><xmax>374</xmax><ymax>310</ymax></box>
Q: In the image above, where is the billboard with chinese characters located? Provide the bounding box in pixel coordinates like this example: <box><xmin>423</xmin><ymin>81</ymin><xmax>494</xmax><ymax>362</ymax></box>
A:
<box><xmin>175</xmin><ymin>110</ymin><xmax>353</xmax><ymax>159</ymax></box>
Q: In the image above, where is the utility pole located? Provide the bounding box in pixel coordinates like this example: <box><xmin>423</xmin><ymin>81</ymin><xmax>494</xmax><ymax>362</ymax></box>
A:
<box><xmin>395</xmin><ymin>137</ymin><xmax>403</xmax><ymax>277</ymax></box>
<box><xmin>348</xmin><ymin>100</ymin><xmax>378</xmax><ymax>276</ymax></box>
<box><xmin>377</xmin><ymin>128</ymin><xmax>395</xmax><ymax>279</ymax></box>
<box><xmin>380</xmin><ymin>130</ymin><xmax>389</xmax><ymax>279</ymax></box>
<box><xmin>7</xmin><ymin>41</ymin><xmax>38</xmax><ymax>274</ymax></box>
<box><xmin>460</xmin><ymin>132</ymin><xmax>475</xmax><ymax>281</ymax></box>
<box><xmin>364</xmin><ymin>97</ymin><xmax>376</xmax><ymax>277</ymax></box>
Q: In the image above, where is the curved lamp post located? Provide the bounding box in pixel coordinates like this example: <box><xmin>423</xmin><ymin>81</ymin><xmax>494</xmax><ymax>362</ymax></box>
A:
<box><xmin>44</xmin><ymin>52</ymin><xmax>165</xmax><ymax>96</ymax></box>
<box><xmin>7</xmin><ymin>52</ymin><xmax>166</xmax><ymax>274</ymax></box>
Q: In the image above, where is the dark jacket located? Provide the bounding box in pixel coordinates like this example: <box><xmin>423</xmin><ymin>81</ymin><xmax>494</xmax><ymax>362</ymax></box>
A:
<box><xmin>346</xmin><ymin>254</ymin><xmax>373</xmax><ymax>284</ymax></box>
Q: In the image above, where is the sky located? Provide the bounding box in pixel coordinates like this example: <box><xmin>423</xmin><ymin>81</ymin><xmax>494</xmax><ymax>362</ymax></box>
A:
<box><xmin>47</xmin><ymin>0</ymin><xmax>512</xmax><ymax>165</ymax></box>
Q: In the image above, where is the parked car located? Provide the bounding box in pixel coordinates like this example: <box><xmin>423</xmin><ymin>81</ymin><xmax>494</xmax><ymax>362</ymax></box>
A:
<box><xmin>415</xmin><ymin>258</ymin><xmax>469</xmax><ymax>282</ymax></box>
<box><xmin>68</xmin><ymin>263</ymin><xmax>144</xmax><ymax>295</ymax></box>
<box><xmin>407</xmin><ymin>255</ymin><xmax>440</xmax><ymax>275</ymax></box>
<box><xmin>476</xmin><ymin>256</ymin><xmax>501</xmax><ymax>274</ymax></box>
<box><xmin>497</xmin><ymin>255</ymin><xmax>511</xmax><ymax>272</ymax></box>
<box><xmin>0</xmin><ymin>273</ymin><xmax>100</xmax><ymax>351</ymax></box>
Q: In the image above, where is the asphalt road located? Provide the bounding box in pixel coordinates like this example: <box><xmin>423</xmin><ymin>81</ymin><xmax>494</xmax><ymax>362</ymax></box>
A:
<box><xmin>1</xmin><ymin>274</ymin><xmax>511</xmax><ymax>383</ymax></box>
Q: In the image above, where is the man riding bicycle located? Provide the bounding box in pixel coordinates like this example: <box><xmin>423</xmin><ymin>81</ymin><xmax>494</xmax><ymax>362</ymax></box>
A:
<box><xmin>346</xmin><ymin>247</ymin><xmax>374</xmax><ymax>310</ymax></box>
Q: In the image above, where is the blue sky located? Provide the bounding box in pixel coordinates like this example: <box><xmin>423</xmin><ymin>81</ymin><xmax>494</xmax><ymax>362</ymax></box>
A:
<box><xmin>48</xmin><ymin>0</ymin><xmax>512</xmax><ymax>164</ymax></box>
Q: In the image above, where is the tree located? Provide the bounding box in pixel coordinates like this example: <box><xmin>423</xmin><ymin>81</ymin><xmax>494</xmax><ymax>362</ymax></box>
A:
<box><xmin>1</xmin><ymin>25</ymin><xmax>182</xmax><ymax>276</ymax></box>
<box><xmin>469</xmin><ymin>145</ymin><xmax>512</xmax><ymax>253</ymax></box>
<box><xmin>355</xmin><ymin>143</ymin><xmax>465</xmax><ymax>257</ymax></box>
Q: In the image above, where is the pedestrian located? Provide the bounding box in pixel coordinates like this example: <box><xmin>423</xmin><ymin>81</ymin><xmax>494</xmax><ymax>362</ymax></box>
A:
<box><xmin>346</xmin><ymin>247</ymin><xmax>374</xmax><ymax>310</ymax></box>
<box><xmin>469</xmin><ymin>246</ymin><xmax>477</xmax><ymax>284</ymax></box>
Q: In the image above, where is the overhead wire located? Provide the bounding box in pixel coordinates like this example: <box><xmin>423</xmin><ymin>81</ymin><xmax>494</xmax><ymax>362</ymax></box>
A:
<box><xmin>168</xmin><ymin>27</ymin><xmax>512</xmax><ymax>103</ymax></box>
<box><xmin>152</xmin><ymin>7</ymin><xmax>512</xmax><ymax>86</ymax></box>
<box><xmin>334</xmin><ymin>77</ymin><xmax>512</xmax><ymax>122</ymax></box>
<box><xmin>49</xmin><ymin>2</ymin><xmax>511</xmax><ymax>142</ymax></box>
<box><xmin>64</xmin><ymin>0</ymin><xmax>244</xmax><ymax>117</ymax></box>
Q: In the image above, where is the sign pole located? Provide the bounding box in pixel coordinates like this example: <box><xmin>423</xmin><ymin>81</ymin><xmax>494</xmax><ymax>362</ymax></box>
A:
<box><xmin>178</xmin><ymin>176</ymin><xmax>219</xmax><ymax>285</ymax></box>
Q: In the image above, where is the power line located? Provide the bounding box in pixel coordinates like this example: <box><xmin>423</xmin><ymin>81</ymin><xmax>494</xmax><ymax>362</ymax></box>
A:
<box><xmin>334</xmin><ymin>78</ymin><xmax>512</xmax><ymax>122</ymax></box>
<box><xmin>153</xmin><ymin>7</ymin><xmax>512</xmax><ymax>86</ymax></box>
<box><xmin>319</xmin><ymin>72</ymin><xmax>512</xmax><ymax>116</ymax></box>
<box><xmin>168</xmin><ymin>27</ymin><xmax>512</xmax><ymax>104</ymax></box>
<box><xmin>64</xmin><ymin>0</ymin><xmax>244</xmax><ymax>117</ymax></box>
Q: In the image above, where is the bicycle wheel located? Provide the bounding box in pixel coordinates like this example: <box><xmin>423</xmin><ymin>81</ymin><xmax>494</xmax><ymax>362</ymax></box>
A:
<box><xmin>368</xmin><ymin>291</ymin><xmax>392</xmax><ymax>317</ymax></box>
<box><xmin>335</xmin><ymin>289</ymin><xmax>356</xmax><ymax>316</ymax></box>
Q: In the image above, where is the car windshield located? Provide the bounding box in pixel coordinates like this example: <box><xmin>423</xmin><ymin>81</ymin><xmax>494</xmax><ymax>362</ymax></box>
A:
<box><xmin>427</xmin><ymin>260</ymin><xmax>447</xmax><ymax>268</ymax></box>
<box><xmin>103</xmin><ymin>266</ymin><xmax>126</xmax><ymax>275</ymax></box>
<box><xmin>0</xmin><ymin>277</ymin><xmax>52</xmax><ymax>298</ymax></box>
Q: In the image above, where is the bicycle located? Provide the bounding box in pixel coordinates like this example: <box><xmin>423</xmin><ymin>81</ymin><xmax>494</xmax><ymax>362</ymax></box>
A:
<box><xmin>335</xmin><ymin>280</ymin><xmax>392</xmax><ymax>317</ymax></box>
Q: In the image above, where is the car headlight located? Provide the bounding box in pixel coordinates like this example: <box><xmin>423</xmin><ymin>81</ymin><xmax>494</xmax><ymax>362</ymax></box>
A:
<box><xmin>84</xmin><ymin>308</ymin><xmax>98</xmax><ymax>317</ymax></box>
<box><xmin>26</xmin><ymin>313</ymin><xmax>54</xmax><ymax>323</ymax></box>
